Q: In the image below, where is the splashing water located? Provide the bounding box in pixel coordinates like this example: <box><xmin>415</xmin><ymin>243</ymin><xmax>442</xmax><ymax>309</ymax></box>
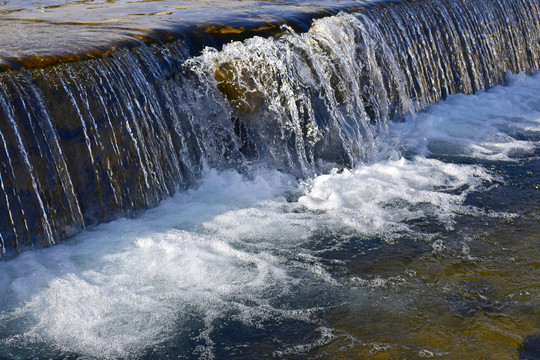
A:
<box><xmin>0</xmin><ymin>0</ymin><xmax>538</xmax><ymax>254</ymax></box>
<box><xmin>0</xmin><ymin>72</ymin><xmax>539</xmax><ymax>359</ymax></box>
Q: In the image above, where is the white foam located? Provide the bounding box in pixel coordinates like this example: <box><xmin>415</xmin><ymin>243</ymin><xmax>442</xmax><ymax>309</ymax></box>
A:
<box><xmin>0</xmin><ymin>170</ymin><xmax>303</xmax><ymax>358</ymax></box>
<box><xmin>386</xmin><ymin>71</ymin><xmax>540</xmax><ymax>161</ymax></box>
<box><xmin>0</xmin><ymin>72</ymin><xmax>539</xmax><ymax>358</ymax></box>
<box><xmin>297</xmin><ymin>156</ymin><xmax>490</xmax><ymax>238</ymax></box>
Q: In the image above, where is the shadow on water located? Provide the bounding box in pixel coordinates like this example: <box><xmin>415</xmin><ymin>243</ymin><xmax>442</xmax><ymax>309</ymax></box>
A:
<box><xmin>520</xmin><ymin>333</ymin><xmax>540</xmax><ymax>360</ymax></box>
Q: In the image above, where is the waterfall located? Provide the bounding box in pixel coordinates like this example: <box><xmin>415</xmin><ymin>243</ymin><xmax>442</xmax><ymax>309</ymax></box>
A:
<box><xmin>0</xmin><ymin>0</ymin><xmax>538</xmax><ymax>257</ymax></box>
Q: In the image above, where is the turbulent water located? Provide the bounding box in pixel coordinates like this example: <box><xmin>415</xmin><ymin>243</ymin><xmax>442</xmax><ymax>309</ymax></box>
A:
<box><xmin>0</xmin><ymin>0</ymin><xmax>538</xmax><ymax>256</ymax></box>
<box><xmin>0</xmin><ymin>72</ymin><xmax>539</xmax><ymax>359</ymax></box>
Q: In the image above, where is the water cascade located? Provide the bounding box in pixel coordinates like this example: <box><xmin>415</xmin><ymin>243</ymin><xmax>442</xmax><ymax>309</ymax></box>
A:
<box><xmin>0</xmin><ymin>0</ymin><xmax>538</xmax><ymax>257</ymax></box>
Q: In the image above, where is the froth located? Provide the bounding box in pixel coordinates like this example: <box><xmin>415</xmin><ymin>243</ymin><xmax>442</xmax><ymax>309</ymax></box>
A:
<box><xmin>297</xmin><ymin>156</ymin><xmax>490</xmax><ymax>239</ymax></box>
<box><xmin>0</xmin><ymin>171</ymin><xmax>300</xmax><ymax>358</ymax></box>
<box><xmin>0</xmin><ymin>73</ymin><xmax>539</xmax><ymax>359</ymax></box>
<box><xmin>389</xmin><ymin>71</ymin><xmax>540</xmax><ymax>161</ymax></box>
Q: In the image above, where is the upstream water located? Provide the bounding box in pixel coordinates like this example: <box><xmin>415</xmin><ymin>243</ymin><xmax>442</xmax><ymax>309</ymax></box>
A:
<box><xmin>0</xmin><ymin>72</ymin><xmax>538</xmax><ymax>359</ymax></box>
<box><xmin>0</xmin><ymin>0</ymin><xmax>380</xmax><ymax>67</ymax></box>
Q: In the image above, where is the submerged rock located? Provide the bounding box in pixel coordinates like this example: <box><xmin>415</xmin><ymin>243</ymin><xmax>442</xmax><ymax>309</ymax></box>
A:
<box><xmin>446</xmin><ymin>280</ymin><xmax>507</xmax><ymax>318</ymax></box>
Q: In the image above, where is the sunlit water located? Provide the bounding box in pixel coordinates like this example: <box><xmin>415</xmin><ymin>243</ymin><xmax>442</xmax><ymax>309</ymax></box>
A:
<box><xmin>0</xmin><ymin>72</ymin><xmax>539</xmax><ymax>359</ymax></box>
<box><xmin>0</xmin><ymin>0</ymin><xmax>380</xmax><ymax>63</ymax></box>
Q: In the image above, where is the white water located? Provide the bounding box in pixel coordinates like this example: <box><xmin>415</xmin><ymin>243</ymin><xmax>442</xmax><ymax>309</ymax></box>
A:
<box><xmin>0</xmin><ymin>72</ymin><xmax>539</xmax><ymax>359</ymax></box>
<box><xmin>388</xmin><ymin>72</ymin><xmax>540</xmax><ymax>162</ymax></box>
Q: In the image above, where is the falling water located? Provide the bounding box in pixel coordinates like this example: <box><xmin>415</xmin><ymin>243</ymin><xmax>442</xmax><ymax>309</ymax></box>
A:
<box><xmin>0</xmin><ymin>0</ymin><xmax>538</xmax><ymax>256</ymax></box>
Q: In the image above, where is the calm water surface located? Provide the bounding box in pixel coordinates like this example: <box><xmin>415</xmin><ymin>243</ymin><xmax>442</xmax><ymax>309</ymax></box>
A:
<box><xmin>0</xmin><ymin>0</ymin><xmax>380</xmax><ymax>61</ymax></box>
